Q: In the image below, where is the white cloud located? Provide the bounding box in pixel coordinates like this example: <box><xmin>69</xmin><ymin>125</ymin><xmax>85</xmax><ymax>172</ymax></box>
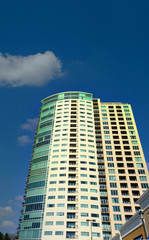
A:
<box><xmin>0</xmin><ymin>206</ymin><xmax>13</xmax><ymax>219</ymax></box>
<box><xmin>0</xmin><ymin>220</ymin><xmax>15</xmax><ymax>227</ymax></box>
<box><xmin>17</xmin><ymin>135</ymin><xmax>31</xmax><ymax>145</ymax></box>
<box><xmin>0</xmin><ymin>51</ymin><xmax>64</xmax><ymax>87</ymax></box>
<box><xmin>21</xmin><ymin>118</ymin><xmax>38</xmax><ymax>131</ymax></box>
<box><xmin>15</xmin><ymin>195</ymin><xmax>23</xmax><ymax>201</ymax></box>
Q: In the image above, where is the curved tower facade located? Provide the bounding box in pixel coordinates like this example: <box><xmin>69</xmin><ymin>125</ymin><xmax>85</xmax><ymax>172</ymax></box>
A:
<box><xmin>18</xmin><ymin>92</ymin><xmax>149</xmax><ymax>240</ymax></box>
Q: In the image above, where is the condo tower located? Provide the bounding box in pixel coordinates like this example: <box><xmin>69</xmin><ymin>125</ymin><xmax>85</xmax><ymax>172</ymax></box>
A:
<box><xmin>18</xmin><ymin>92</ymin><xmax>149</xmax><ymax>240</ymax></box>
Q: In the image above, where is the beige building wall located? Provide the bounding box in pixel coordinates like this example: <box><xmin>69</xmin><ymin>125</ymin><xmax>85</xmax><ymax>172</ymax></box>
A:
<box><xmin>94</xmin><ymin>100</ymin><xmax>149</xmax><ymax>238</ymax></box>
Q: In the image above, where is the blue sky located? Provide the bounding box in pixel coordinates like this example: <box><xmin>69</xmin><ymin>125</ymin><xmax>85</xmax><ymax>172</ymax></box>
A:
<box><xmin>0</xmin><ymin>0</ymin><xmax>149</xmax><ymax>234</ymax></box>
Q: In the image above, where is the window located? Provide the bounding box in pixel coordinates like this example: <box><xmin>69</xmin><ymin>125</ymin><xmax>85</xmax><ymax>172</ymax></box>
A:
<box><xmin>57</xmin><ymin>212</ymin><xmax>64</xmax><ymax>216</ymax></box>
<box><xmin>110</xmin><ymin>182</ymin><xmax>117</xmax><ymax>188</ymax></box>
<box><xmin>81</xmin><ymin>232</ymin><xmax>89</xmax><ymax>236</ymax></box>
<box><xmin>55</xmin><ymin>231</ymin><xmax>64</xmax><ymax>235</ymax></box>
<box><xmin>56</xmin><ymin>221</ymin><xmax>64</xmax><ymax>225</ymax></box>
<box><xmin>81</xmin><ymin>188</ymin><xmax>88</xmax><ymax>192</ymax></box>
<box><xmin>111</xmin><ymin>190</ymin><xmax>118</xmax><ymax>195</ymax></box>
<box><xmin>131</xmin><ymin>141</ymin><xmax>138</xmax><ymax>144</ymax></box>
<box><xmin>108</xmin><ymin>163</ymin><xmax>114</xmax><ymax>167</ymax></box>
<box><xmin>49</xmin><ymin>181</ymin><xmax>56</xmax><ymax>184</ymax></box>
<box><xmin>81</xmin><ymin>181</ymin><xmax>87</xmax><ymax>184</ymax></box>
<box><xmin>104</xmin><ymin>131</ymin><xmax>110</xmax><ymax>134</ymax></box>
<box><xmin>45</xmin><ymin>221</ymin><xmax>53</xmax><ymax>225</ymax></box>
<box><xmin>91</xmin><ymin>205</ymin><xmax>99</xmax><ymax>209</ymax></box>
<box><xmin>90</xmin><ymin>189</ymin><xmax>97</xmax><ymax>193</ymax></box>
<box><xmin>139</xmin><ymin>176</ymin><xmax>147</xmax><ymax>181</ymax></box>
<box><xmin>135</xmin><ymin>157</ymin><xmax>142</xmax><ymax>162</ymax></box>
<box><xmin>92</xmin><ymin>233</ymin><xmax>100</xmax><ymax>237</ymax></box>
<box><xmin>107</xmin><ymin>157</ymin><xmax>113</xmax><ymax>161</ymax></box>
<box><xmin>50</xmin><ymin>174</ymin><xmax>57</xmax><ymax>177</ymax></box>
<box><xmin>115</xmin><ymin>224</ymin><xmax>122</xmax><ymax>230</ymax></box>
<box><xmin>47</xmin><ymin>204</ymin><xmax>55</xmax><ymax>208</ymax></box>
<box><xmin>48</xmin><ymin>196</ymin><xmax>55</xmax><ymax>199</ymax></box>
<box><xmin>58</xmin><ymin>188</ymin><xmax>65</xmax><ymax>191</ymax></box>
<box><xmin>141</xmin><ymin>183</ymin><xmax>148</xmax><ymax>188</ymax></box>
<box><xmin>52</xmin><ymin>155</ymin><xmax>59</xmax><ymax>159</ymax></box>
<box><xmin>90</xmin><ymin>197</ymin><xmax>98</xmax><ymax>200</ymax></box>
<box><xmin>138</xmin><ymin>169</ymin><xmax>145</xmax><ymax>174</ymax></box>
<box><xmin>44</xmin><ymin>231</ymin><xmax>52</xmax><ymax>235</ymax></box>
<box><xmin>81</xmin><ymin>196</ymin><xmax>88</xmax><ymax>200</ymax></box>
<box><xmin>134</xmin><ymin>152</ymin><xmax>141</xmax><ymax>156</ymax></box>
<box><xmin>80</xmin><ymin>174</ymin><xmax>87</xmax><ymax>177</ymax></box>
<box><xmin>81</xmin><ymin>204</ymin><xmax>88</xmax><ymax>208</ymax></box>
<box><xmin>113</xmin><ymin>215</ymin><xmax>122</xmax><ymax>221</ymax></box>
<box><xmin>112</xmin><ymin>198</ymin><xmax>119</xmax><ymax>203</ymax></box>
<box><xmin>91</xmin><ymin>213</ymin><xmax>99</xmax><ymax>217</ymax></box>
<box><xmin>59</xmin><ymin>173</ymin><xmax>66</xmax><ymax>176</ymax></box>
<box><xmin>108</xmin><ymin>169</ymin><xmax>115</xmax><ymax>174</ymax></box>
<box><xmin>104</xmin><ymin>135</ymin><xmax>110</xmax><ymax>139</ymax></box>
<box><xmin>106</xmin><ymin>151</ymin><xmax>113</xmax><ymax>155</ymax></box>
<box><xmin>106</xmin><ymin>146</ymin><xmax>112</xmax><ymax>149</ymax></box>
<box><xmin>59</xmin><ymin>181</ymin><xmax>66</xmax><ymax>184</ymax></box>
<box><xmin>58</xmin><ymin>195</ymin><xmax>65</xmax><ymax>199</ymax></box>
<box><xmin>136</xmin><ymin>163</ymin><xmax>144</xmax><ymax>168</ymax></box>
<box><xmin>49</xmin><ymin>188</ymin><xmax>56</xmax><ymax>192</ymax></box>
<box><xmin>81</xmin><ymin>222</ymin><xmax>89</xmax><ymax>226</ymax></box>
<box><xmin>46</xmin><ymin>212</ymin><xmax>54</xmax><ymax>216</ymax></box>
<box><xmin>113</xmin><ymin>206</ymin><xmax>121</xmax><ymax>212</ymax></box>
<box><xmin>109</xmin><ymin>176</ymin><xmax>116</xmax><ymax>181</ymax></box>
<box><xmin>133</xmin><ymin>146</ymin><xmax>139</xmax><ymax>150</ymax></box>
<box><xmin>81</xmin><ymin>213</ymin><xmax>88</xmax><ymax>217</ymax></box>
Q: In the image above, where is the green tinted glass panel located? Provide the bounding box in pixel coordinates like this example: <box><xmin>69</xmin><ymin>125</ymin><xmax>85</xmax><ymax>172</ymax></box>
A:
<box><xmin>32</xmin><ymin>156</ymin><xmax>48</xmax><ymax>164</ymax></box>
<box><xmin>29</xmin><ymin>174</ymin><xmax>46</xmax><ymax>183</ymax></box>
<box><xmin>30</xmin><ymin>168</ymin><xmax>47</xmax><ymax>176</ymax></box>
<box><xmin>27</xmin><ymin>188</ymin><xmax>46</xmax><ymax>197</ymax></box>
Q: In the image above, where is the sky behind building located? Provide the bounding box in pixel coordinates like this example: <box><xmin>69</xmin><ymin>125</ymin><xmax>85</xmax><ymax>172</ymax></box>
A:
<box><xmin>0</xmin><ymin>0</ymin><xmax>149</xmax><ymax>234</ymax></box>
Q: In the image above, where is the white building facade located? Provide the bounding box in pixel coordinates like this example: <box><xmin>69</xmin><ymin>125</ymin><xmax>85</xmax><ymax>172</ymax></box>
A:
<box><xmin>18</xmin><ymin>92</ymin><xmax>149</xmax><ymax>240</ymax></box>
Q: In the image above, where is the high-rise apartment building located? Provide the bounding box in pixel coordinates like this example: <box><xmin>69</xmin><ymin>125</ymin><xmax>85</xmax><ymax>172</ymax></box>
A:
<box><xmin>18</xmin><ymin>92</ymin><xmax>149</xmax><ymax>240</ymax></box>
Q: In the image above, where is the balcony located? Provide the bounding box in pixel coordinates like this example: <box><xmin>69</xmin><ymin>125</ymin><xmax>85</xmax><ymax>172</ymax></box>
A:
<box><xmin>102</xmin><ymin>216</ymin><xmax>110</xmax><ymax>222</ymax></box>
<box><xmin>100</xmin><ymin>185</ymin><xmax>107</xmax><ymax>189</ymax></box>
<box><xmin>131</xmin><ymin>184</ymin><xmax>138</xmax><ymax>188</ymax></box>
<box><xmin>69</xmin><ymin>168</ymin><xmax>77</xmax><ymax>172</ymax></box>
<box><xmin>101</xmin><ymin>200</ymin><xmax>108</xmax><ymax>205</ymax></box>
<box><xmin>102</xmin><ymin>225</ymin><xmax>111</xmax><ymax>231</ymax></box>
<box><xmin>68</xmin><ymin>183</ymin><xmax>77</xmax><ymax>186</ymax></box>
<box><xmin>67</xmin><ymin>224</ymin><xmax>76</xmax><ymax>229</ymax></box>
<box><xmin>99</xmin><ymin>171</ymin><xmax>105</xmax><ymax>175</ymax></box>
<box><xmin>98</xmin><ymin>165</ymin><xmax>105</xmax><ymax>169</ymax></box>
<box><xmin>67</xmin><ymin>205</ymin><xmax>77</xmax><ymax>210</ymax></box>
<box><xmin>124</xmin><ymin>207</ymin><xmax>132</xmax><ymax>212</ymax></box>
<box><xmin>68</xmin><ymin>197</ymin><xmax>77</xmax><ymax>202</ymax></box>
<box><xmin>69</xmin><ymin>155</ymin><xmax>77</xmax><ymax>159</ymax></box>
<box><xmin>101</xmin><ymin>207</ymin><xmax>109</xmax><ymax>212</ymax></box>
<box><xmin>99</xmin><ymin>178</ymin><xmax>106</xmax><ymax>182</ymax></box>
<box><xmin>132</xmin><ymin>191</ymin><xmax>140</xmax><ymax>196</ymax></box>
<box><xmin>97</xmin><ymin>154</ymin><xmax>103</xmax><ymax>157</ymax></box>
<box><xmin>68</xmin><ymin>189</ymin><xmax>77</xmax><ymax>194</ymax></box>
<box><xmin>69</xmin><ymin>175</ymin><xmax>76</xmax><ymax>179</ymax></box>
<box><xmin>97</xmin><ymin>143</ymin><xmax>102</xmax><ymax>147</ymax></box>
<box><xmin>67</xmin><ymin>214</ymin><xmax>76</xmax><ymax>219</ymax></box>
<box><xmin>98</xmin><ymin>160</ymin><xmax>104</xmax><ymax>163</ymax></box>
<box><xmin>66</xmin><ymin>234</ymin><xmax>76</xmax><ymax>239</ymax></box>
<box><xmin>69</xmin><ymin>162</ymin><xmax>77</xmax><ymax>166</ymax></box>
